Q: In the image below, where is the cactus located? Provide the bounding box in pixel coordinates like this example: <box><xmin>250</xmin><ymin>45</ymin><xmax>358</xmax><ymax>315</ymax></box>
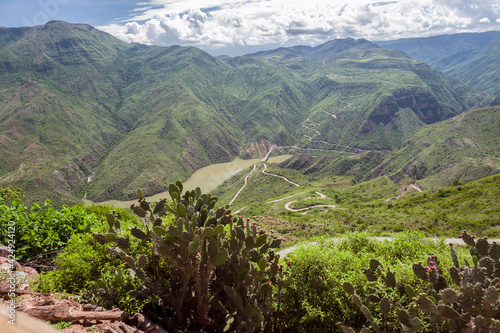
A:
<box><xmin>342</xmin><ymin>261</ymin><xmax>422</xmax><ymax>332</ymax></box>
<box><xmin>344</xmin><ymin>231</ymin><xmax>500</xmax><ymax>332</ymax></box>
<box><xmin>93</xmin><ymin>182</ymin><xmax>286</xmax><ymax>332</ymax></box>
<box><xmin>411</xmin><ymin>232</ymin><xmax>500</xmax><ymax>331</ymax></box>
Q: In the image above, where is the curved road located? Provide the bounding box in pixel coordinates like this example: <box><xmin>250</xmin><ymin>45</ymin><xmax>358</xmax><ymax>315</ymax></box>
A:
<box><xmin>262</xmin><ymin>163</ymin><xmax>300</xmax><ymax>186</ymax></box>
<box><xmin>229</xmin><ymin>164</ymin><xmax>257</xmax><ymax>205</ymax></box>
<box><xmin>277</xmin><ymin>237</ymin><xmax>500</xmax><ymax>257</ymax></box>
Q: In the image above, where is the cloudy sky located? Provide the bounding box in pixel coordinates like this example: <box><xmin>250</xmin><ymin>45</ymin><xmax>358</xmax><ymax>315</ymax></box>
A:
<box><xmin>2</xmin><ymin>0</ymin><xmax>500</xmax><ymax>56</ymax></box>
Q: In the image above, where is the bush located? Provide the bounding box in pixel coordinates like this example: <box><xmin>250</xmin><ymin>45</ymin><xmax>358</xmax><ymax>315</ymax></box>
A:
<box><xmin>35</xmin><ymin>233</ymin><xmax>112</xmax><ymax>294</ymax></box>
<box><xmin>279</xmin><ymin>231</ymin><xmax>470</xmax><ymax>332</ymax></box>
<box><xmin>0</xmin><ymin>198</ymin><xmax>98</xmax><ymax>261</ymax></box>
<box><xmin>84</xmin><ymin>204</ymin><xmax>140</xmax><ymax>233</ymax></box>
<box><xmin>35</xmin><ymin>206</ymin><xmax>148</xmax><ymax>313</ymax></box>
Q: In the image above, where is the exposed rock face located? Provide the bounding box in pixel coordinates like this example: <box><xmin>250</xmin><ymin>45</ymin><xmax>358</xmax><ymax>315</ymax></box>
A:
<box><xmin>362</xmin><ymin>91</ymin><xmax>455</xmax><ymax>134</ymax></box>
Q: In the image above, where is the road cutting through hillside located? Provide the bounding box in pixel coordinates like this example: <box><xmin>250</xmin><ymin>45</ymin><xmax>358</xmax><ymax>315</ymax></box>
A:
<box><xmin>283</xmin><ymin>191</ymin><xmax>338</xmax><ymax>213</ymax></box>
<box><xmin>262</xmin><ymin>163</ymin><xmax>300</xmax><ymax>186</ymax></box>
<box><xmin>385</xmin><ymin>183</ymin><xmax>423</xmax><ymax>201</ymax></box>
<box><xmin>229</xmin><ymin>148</ymin><xmax>342</xmax><ymax>212</ymax></box>
<box><xmin>250</xmin><ymin>154</ymin><xmax>341</xmax><ymax>212</ymax></box>
<box><xmin>228</xmin><ymin>164</ymin><xmax>257</xmax><ymax>205</ymax></box>
<box><xmin>260</xmin><ymin>163</ymin><xmax>339</xmax><ymax>213</ymax></box>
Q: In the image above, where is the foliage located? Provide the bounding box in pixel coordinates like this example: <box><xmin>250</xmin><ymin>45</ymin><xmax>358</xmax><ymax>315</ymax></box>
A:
<box><xmin>0</xmin><ymin>187</ymin><xmax>25</xmax><ymax>201</ymax></box>
<box><xmin>216</xmin><ymin>161</ymin><xmax>500</xmax><ymax>241</ymax></box>
<box><xmin>34</xmin><ymin>205</ymin><xmax>147</xmax><ymax>313</ymax></box>
<box><xmin>279</xmin><ymin>231</ymin><xmax>469</xmax><ymax>332</ymax></box>
<box><xmin>343</xmin><ymin>231</ymin><xmax>500</xmax><ymax>332</ymax></box>
<box><xmin>83</xmin><ymin>204</ymin><xmax>142</xmax><ymax>233</ymax></box>
<box><xmin>35</xmin><ymin>233</ymin><xmax>113</xmax><ymax>294</ymax></box>
<box><xmin>49</xmin><ymin>320</ymin><xmax>73</xmax><ymax>331</ymax></box>
<box><xmin>92</xmin><ymin>181</ymin><xmax>287</xmax><ymax>332</ymax></box>
<box><xmin>328</xmin><ymin>173</ymin><xmax>500</xmax><ymax>237</ymax></box>
<box><xmin>0</xmin><ymin>198</ymin><xmax>97</xmax><ymax>261</ymax></box>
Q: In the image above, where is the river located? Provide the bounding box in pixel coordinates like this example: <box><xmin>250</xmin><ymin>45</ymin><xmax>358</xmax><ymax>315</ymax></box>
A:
<box><xmin>83</xmin><ymin>155</ymin><xmax>292</xmax><ymax>209</ymax></box>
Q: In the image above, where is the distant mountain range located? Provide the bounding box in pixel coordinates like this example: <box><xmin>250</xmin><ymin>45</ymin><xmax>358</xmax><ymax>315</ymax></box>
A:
<box><xmin>0</xmin><ymin>21</ymin><xmax>499</xmax><ymax>205</ymax></box>
<box><xmin>377</xmin><ymin>30</ymin><xmax>500</xmax><ymax>96</ymax></box>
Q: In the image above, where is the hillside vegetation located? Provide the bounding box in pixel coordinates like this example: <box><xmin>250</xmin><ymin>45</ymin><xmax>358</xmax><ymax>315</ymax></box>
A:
<box><xmin>211</xmin><ymin>106</ymin><xmax>500</xmax><ymax>240</ymax></box>
<box><xmin>274</xmin><ymin>105</ymin><xmax>500</xmax><ymax>188</ymax></box>
<box><xmin>0</xmin><ymin>21</ymin><xmax>497</xmax><ymax>206</ymax></box>
<box><xmin>213</xmin><ymin>163</ymin><xmax>500</xmax><ymax>241</ymax></box>
<box><xmin>377</xmin><ymin>31</ymin><xmax>500</xmax><ymax>97</ymax></box>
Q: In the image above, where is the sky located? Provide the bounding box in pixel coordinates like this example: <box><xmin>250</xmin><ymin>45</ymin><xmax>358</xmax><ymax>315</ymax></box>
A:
<box><xmin>1</xmin><ymin>0</ymin><xmax>500</xmax><ymax>56</ymax></box>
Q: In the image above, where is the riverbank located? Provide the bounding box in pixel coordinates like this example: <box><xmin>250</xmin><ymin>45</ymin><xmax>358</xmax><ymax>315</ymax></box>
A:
<box><xmin>83</xmin><ymin>155</ymin><xmax>292</xmax><ymax>209</ymax></box>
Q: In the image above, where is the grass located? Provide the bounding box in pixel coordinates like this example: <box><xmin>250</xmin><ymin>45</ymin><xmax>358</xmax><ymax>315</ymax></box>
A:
<box><xmin>212</xmin><ymin>152</ymin><xmax>500</xmax><ymax>242</ymax></box>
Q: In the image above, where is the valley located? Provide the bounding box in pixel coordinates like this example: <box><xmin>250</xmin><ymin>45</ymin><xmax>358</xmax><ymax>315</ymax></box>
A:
<box><xmin>83</xmin><ymin>155</ymin><xmax>292</xmax><ymax>209</ymax></box>
<box><xmin>0</xmin><ymin>21</ymin><xmax>499</xmax><ymax>239</ymax></box>
<box><xmin>1</xmin><ymin>21</ymin><xmax>499</xmax><ymax>207</ymax></box>
<box><xmin>1</xmin><ymin>20</ymin><xmax>500</xmax><ymax>333</ymax></box>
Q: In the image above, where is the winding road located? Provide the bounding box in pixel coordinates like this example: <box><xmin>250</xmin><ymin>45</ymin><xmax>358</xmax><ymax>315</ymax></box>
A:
<box><xmin>229</xmin><ymin>164</ymin><xmax>257</xmax><ymax>205</ymax></box>
<box><xmin>229</xmin><ymin>146</ymin><xmax>340</xmax><ymax>212</ymax></box>
<box><xmin>262</xmin><ymin>163</ymin><xmax>300</xmax><ymax>187</ymax></box>
<box><xmin>277</xmin><ymin>237</ymin><xmax>500</xmax><ymax>257</ymax></box>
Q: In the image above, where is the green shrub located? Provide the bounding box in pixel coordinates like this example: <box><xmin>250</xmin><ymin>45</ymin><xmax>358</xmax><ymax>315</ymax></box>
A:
<box><xmin>0</xmin><ymin>198</ymin><xmax>98</xmax><ymax>261</ymax></box>
<box><xmin>84</xmin><ymin>204</ymin><xmax>140</xmax><ymax>233</ymax></box>
<box><xmin>35</xmin><ymin>206</ymin><xmax>149</xmax><ymax>312</ymax></box>
<box><xmin>279</xmin><ymin>231</ymin><xmax>470</xmax><ymax>332</ymax></box>
<box><xmin>35</xmin><ymin>233</ymin><xmax>112</xmax><ymax>294</ymax></box>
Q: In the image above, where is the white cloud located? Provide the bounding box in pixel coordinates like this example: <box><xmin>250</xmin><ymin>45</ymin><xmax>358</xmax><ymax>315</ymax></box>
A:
<box><xmin>97</xmin><ymin>0</ymin><xmax>500</xmax><ymax>56</ymax></box>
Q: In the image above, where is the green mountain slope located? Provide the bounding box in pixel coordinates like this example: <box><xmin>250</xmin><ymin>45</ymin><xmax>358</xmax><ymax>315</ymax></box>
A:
<box><xmin>0</xmin><ymin>22</ymin><xmax>126</xmax><ymax>204</ymax></box>
<box><xmin>0</xmin><ymin>22</ymin><xmax>243</xmax><ymax>204</ymax></box>
<box><xmin>435</xmin><ymin>42</ymin><xmax>500</xmax><ymax>97</ymax></box>
<box><xmin>247</xmin><ymin>39</ymin><xmax>497</xmax><ymax>150</ymax></box>
<box><xmin>376</xmin><ymin>31</ymin><xmax>500</xmax><ymax>97</ymax></box>
<box><xmin>375</xmin><ymin>31</ymin><xmax>500</xmax><ymax>68</ymax></box>
<box><xmin>211</xmin><ymin>160</ymin><xmax>500</xmax><ymax>238</ymax></box>
<box><xmin>275</xmin><ymin>105</ymin><xmax>500</xmax><ymax>189</ymax></box>
<box><xmin>87</xmin><ymin>45</ymin><xmax>243</xmax><ymax>201</ymax></box>
<box><xmin>0</xmin><ymin>22</ymin><xmax>497</xmax><ymax>205</ymax></box>
<box><xmin>380</xmin><ymin>105</ymin><xmax>500</xmax><ymax>188</ymax></box>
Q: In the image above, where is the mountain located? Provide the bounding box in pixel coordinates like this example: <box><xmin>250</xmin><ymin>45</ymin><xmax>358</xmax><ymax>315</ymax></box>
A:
<box><xmin>378</xmin><ymin>105</ymin><xmax>500</xmax><ymax>188</ymax></box>
<box><xmin>277</xmin><ymin>105</ymin><xmax>500</xmax><ymax>189</ymax></box>
<box><xmin>246</xmin><ymin>38</ymin><xmax>497</xmax><ymax>149</ymax></box>
<box><xmin>0</xmin><ymin>21</ymin><xmax>242</xmax><ymax>204</ymax></box>
<box><xmin>0</xmin><ymin>21</ymin><xmax>497</xmax><ymax>205</ymax></box>
<box><xmin>376</xmin><ymin>31</ymin><xmax>500</xmax><ymax>97</ymax></box>
<box><xmin>0</xmin><ymin>21</ymin><xmax>128</xmax><ymax>204</ymax></box>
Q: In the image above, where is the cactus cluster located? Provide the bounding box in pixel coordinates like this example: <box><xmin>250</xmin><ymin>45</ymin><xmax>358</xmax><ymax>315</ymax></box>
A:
<box><xmin>93</xmin><ymin>181</ymin><xmax>287</xmax><ymax>332</ymax></box>
<box><xmin>341</xmin><ymin>231</ymin><xmax>500</xmax><ymax>332</ymax></box>
<box><xmin>341</xmin><ymin>258</ymin><xmax>423</xmax><ymax>332</ymax></box>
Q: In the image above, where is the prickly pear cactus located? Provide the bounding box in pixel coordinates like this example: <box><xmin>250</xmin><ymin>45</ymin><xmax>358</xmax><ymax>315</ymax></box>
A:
<box><xmin>342</xmin><ymin>259</ymin><xmax>422</xmax><ymax>333</ymax></box>
<box><xmin>343</xmin><ymin>231</ymin><xmax>500</xmax><ymax>332</ymax></box>
<box><xmin>412</xmin><ymin>232</ymin><xmax>500</xmax><ymax>332</ymax></box>
<box><xmin>93</xmin><ymin>181</ymin><xmax>286</xmax><ymax>332</ymax></box>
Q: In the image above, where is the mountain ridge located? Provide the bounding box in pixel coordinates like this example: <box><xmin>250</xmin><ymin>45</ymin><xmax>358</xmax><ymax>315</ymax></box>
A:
<box><xmin>376</xmin><ymin>30</ymin><xmax>500</xmax><ymax>97</ymax></box>
<box><xmin>0</xmin><ymin>21</ymin><xmax>498</xmax><ymax>205</ymax></box>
